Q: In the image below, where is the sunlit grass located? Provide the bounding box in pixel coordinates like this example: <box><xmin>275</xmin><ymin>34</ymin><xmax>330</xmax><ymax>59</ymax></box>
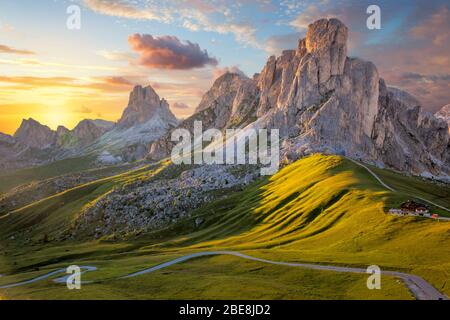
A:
<box><xmin>0</xmin><ymin>154</ymin><xmax>449</xmax><ymax>299</ymax></box>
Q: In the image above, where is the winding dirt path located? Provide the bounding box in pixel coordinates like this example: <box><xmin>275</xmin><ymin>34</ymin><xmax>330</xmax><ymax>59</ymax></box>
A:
<box><xmin>346</xmin><ymin>157</ymin><xmax>450</xmax><ymax>217</ymax></box>
<box><xmin>0</xmin><ymin>251</ymin><xmax>447</xmax><ymax>300</ymax></box>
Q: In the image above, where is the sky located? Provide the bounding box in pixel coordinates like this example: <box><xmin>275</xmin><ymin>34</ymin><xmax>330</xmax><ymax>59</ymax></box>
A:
<box><xmin>0</xmin><ymin>0</ymin><xmax>449</xmax><ymax>134</ymax></box>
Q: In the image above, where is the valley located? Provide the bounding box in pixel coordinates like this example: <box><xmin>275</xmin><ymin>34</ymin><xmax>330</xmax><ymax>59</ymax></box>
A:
<box><xmin>0</xmin><ymin>154</ymin><xmax>449</xmax><ymax>299</ymax></box>
<box><xmin>0</xmin><ymin>16</ymin><xmax>449</xmax><ymax>301</ymax></box>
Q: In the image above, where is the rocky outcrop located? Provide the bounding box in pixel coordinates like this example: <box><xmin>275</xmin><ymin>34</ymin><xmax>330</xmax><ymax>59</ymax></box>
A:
<box><xmin>14</xmin><ymin>118</ymin><xmax>56</xmax><ymax>149</ymax></box>
<box><xmin>0</xmin><ymin>132</ymin><xmax>14</xmax><ymax>144</ymax></box>
<box><xmin>70</xmin><ymin>164</ymin><xmax>259</xmax><ymax>239</ymax></box>
<box><xmin>436</xmin><ymin>105</ymin><xmax>450</xmax><ymax>134</ymax></box>
<box><xmin>71</xmin><ymin>119</ymin><xmax>113</xmax><ymax>145</ymax></box>
<box><xmin>388</xmin><ymin>87</ymin><xmax>421</xmax><ymax>109</ymax></box>
<box><xmin>256</xmin><ymin>18</ymin><xmax>449</xmax><ymax>178</ymax></box>
<box><xmin>372</xmin><ymin>80</ymin><xmax>449</xmax><ymax>177</ymax></box>
<box><xmin>148</xmin><ymin>18</ymin><xmax>450</xmax><ymax>180</ymax></box>
<box><xmin>148</xmin><ymin>72</ymin><xmax>259</xmax><ymax>160</ymax></box>
<box><xmin>88</xmin><ymin>85</ymin><xmax>179</xmax><ymax>163</ymax></box>
<box><xmin>118</xmin><ymin>85</ymin><xmax>177</xmax><ymax>128</ymax></box>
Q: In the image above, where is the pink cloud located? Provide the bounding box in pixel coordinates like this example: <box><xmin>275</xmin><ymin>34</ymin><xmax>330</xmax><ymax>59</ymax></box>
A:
<box><xmin>0</xmin><ymin>44</ymin><xmax>35</xmax><ymax>55</ymax></box>
<box><xmin>128</xmin><ymin>34</ymin><xmax>218</xmax><ymax>70</ymax></box>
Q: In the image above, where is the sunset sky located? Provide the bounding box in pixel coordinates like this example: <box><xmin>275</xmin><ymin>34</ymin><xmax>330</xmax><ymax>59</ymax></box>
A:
<box><xmin>0</xmin><ymin>0</ymin><xmax>449</xmax><ymax>134</ymax></box>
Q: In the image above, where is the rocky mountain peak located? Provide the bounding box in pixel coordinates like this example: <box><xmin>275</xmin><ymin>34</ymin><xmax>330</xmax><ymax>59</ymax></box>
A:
<box><xmin>149</xmin><ymin>17</ymin><xmax>449</xmax><ymax>180</ymax></box>
<box><xmin>118</xmin><ymin>84</ymin><xmax>177</xmax><ymax>128</ymax></box>
<box><xmin>306</xmin><ymin>18</ymin><xmax>348</xmax><ymax>53</ymax></box>
<box><xmin>195</xmin><ymin>72</ymin><xmax>250</xmax><ymax>113</ymax></box>
<box><xmin>14</xmin><ymin>118</ymin><xmax>56</xmax><ymax>149</ymax></box>
<box><xmin>388</xmin><ymin>87</ymin><xmax>422</xmax><ymax>109</ymax></box>
<box><xmin>72</xmin><ymin>119</ymin><xmax>114</xmax><ymax>145</ymax></box>
<box><xmin>0</xmin><ymin>132</ymin><xmax>14</xmax><ymax>144</ymax></box>
<box><xmin>435</xmin><ymin>104</ymin><xmax>450</xmax><ymax>133</ymax></box>
<box><xmin>435</xmin><ymin>104</ymin><xmax>450</xmax><ymax>119</ymax></box>
<box><xmin>56</xmin><ymin>125</ymin><xmax>69</xmax><ymax>135</ymax></box>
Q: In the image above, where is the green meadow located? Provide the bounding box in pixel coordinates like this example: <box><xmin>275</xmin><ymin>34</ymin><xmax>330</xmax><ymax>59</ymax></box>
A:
<box><xmin>0</xmin><ymin>154</ymin><xmax>449</xmax><ymax>299</ymax></box>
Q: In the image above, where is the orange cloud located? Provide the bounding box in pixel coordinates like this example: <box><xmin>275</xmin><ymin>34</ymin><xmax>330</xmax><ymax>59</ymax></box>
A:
<box><xmin>0</xmin><ymin>44</ymin><xmax>35</xmax><ymax>55</ymax></box>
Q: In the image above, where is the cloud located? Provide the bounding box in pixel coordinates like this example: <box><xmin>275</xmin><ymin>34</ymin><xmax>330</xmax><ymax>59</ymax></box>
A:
<box><xmin>76</xmin><ymin>105</ymin><xmax>93</xmax><ymax>114</ymax></box>
<box><xmin>82</xmin><ymin>0</ymin><xmax>171</xmax><ymax>22</ymax></box>
<box><xmin>287</xmin><ymin>1</ymin><xmax>450</xmax><ymax>111</ymax></box>
<box><xmin>82</xmin><ymin>0</ymin><xmax>261</xmax><ymax>49</ymax></box>
<box><xmin>128</xmin><ymin>34</ymin><xmax>218</xmax><ymax>70</ymax></box>
<box><xmin>171</xmin><ymin>102</ymin><xmax>191</xmax><ymax>110</ymax></box>
<box><xmin>289</xmin><ymin>5</ymin><xmax>325</xmax><ymax>30</ymax></box>
<box><xmin>213</xmin><ymin>65</ymin><xmax>247</xmax><ymax>80</ymax></box>
<box><xmin>265</xmin><ymin>32</ymin><xmax>303</xmax><ymax>55</ymax></box>
<box><xmin>400</xmin><ymin>72</ymin><xmax>450</xmax><ymax>83</ymax></box>
<box><xmin>101</xmin><ymin>76</ymin><xmax>134</xmax><ymax>86</ymax></box>
<box><xmin>181</xmin><ymin>10</ymin><xmax>260</xmax><ymax>48</ymax></box>
<box><xmin>410</xmin><ymin>6</ymin><xmax>450</xmax><ymax>46</ymax></box>
<box><xmin>96</xmin><ymin>50</ymin><xmax>135</xmax><ymax>61</ymax></box>
<box><xmin>0</xmin><ymin>44</ymin><xmax>35</xmax><ymax>55</ymax></box>
<box><xmin>0</xmin><ymin>75</ymin><xmax>134</xmax><ymax>93</ymax></box>
<box><xmin>358</xmin><ymin>5</ymin><xmax>450</xmax><ymax>111</ymax></box>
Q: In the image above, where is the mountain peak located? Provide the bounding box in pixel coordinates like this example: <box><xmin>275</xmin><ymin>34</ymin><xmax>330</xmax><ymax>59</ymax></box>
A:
<box><xmin>435</xmin><ymin>104</ymin><xmax>450</xmax><ymax>133</ymax></box>
<box><xmin>117</xmin><ymin>84</ymin><xmax>177</xmax><ymax>129</ymax></box>
<box><xmin>306</xmin><ymin>18</ymin><xmax>348</xmax><ymax>53</ymax></box>
<box><xmin>14</xmin><ymin>118</ymin><xmax>56</xmax><ymax>149</ymax></box>
<box><xmin>195</xmin><ymin>72</ymin><xmax>251</xmax><ymax>113</ymax></box>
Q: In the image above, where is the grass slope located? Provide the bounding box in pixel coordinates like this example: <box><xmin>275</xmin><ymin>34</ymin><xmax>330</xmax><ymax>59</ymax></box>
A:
<box><xmin>0</xmin><ymin>154</ymin><xmax>449</xmax><ymax>299</ymax></box>
<box><xmin>0</xmin><ymin>156</ymin><xmax>97</xmax><ymax>194</ymax></box>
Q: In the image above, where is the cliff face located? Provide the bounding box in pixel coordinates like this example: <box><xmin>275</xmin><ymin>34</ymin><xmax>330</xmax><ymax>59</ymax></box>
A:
<box><xmin>254</xmin><ymin>18</ymin><xmax>448</xmax><ymax>177</ymax></box>
<box><xmin>148</xmin><ymin>73</ymin><xmax>259</xmax><ymax>160</ymax></box>
<box><xmin>436</xmin><ymin>105</ymin><xmax>450</xmax><ymax>134</ymax></box>
<box><xmin>118</xmin><ymin>85</ymin><xmax>177</xmax><ymax>129</ymax></box>
<box><xmin>14</xmin><ymin>118</ymin><xmax>56</xmax><ymax>149</ymax></box>
<box><xmin>149</xmin><ymin>18</ymin><xmax>449</xmax><ymax>179</ymax></box>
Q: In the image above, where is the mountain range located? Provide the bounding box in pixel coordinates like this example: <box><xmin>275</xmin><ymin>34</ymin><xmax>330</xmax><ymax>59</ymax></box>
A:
<box><xmin>149</xmin><ymin>18</ymin><xmax>450</xmax><ymax>181</ymax></box>
<box><xmin>1</xmin><ymin>17</ymin><xmax>450</xmax><ymax>301</ymax></box>
<box><xmin>0</xmin><ymin>18</ymin><xmax>449</xmax><ymax>181</ymax></box>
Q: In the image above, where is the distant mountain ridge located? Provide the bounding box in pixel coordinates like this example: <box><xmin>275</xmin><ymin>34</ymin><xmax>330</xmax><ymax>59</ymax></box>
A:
<box><xmin>0</xmin><ymin>85</ymin><xmax>178</xmax><ymax>171</ymax></box>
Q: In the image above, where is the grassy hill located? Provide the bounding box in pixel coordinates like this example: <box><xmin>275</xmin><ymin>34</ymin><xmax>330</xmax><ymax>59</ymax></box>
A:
<box><xmin>0</xmin><ymin>154</ymin><xmax>449</xmax><ymax>299</ymax></box>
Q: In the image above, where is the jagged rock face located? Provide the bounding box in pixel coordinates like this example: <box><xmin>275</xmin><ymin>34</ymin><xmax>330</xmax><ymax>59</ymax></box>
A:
<box><xmin>196</xmin><ymin>72</ymin><xmax>259</xmax><ymax>128</ymax></box>
<box><xmin>373</xmin><ymin>79</ymin><xmax>449</xmax><ymax>176</ymax></box>
<box><xmin>54</xmin><ymin>120</ymin><xmax>114</xmax><ymax>149</ymax></box>
<box><xmin>148</xmin><ymin>17</ymin><xmax>449</xmax><ymax>180</ymax></box>
<box><xmin>0</xmin><ymin>132</ymin><xmax>14</xmax><ymax>144</ymax></box>
<box><xmin>388</xmin><ymin>87</ymin><xmax>421</xmax><ymax>109</ymax></box>
<box><xmin>13</xmin><ymin>118</ymin><xmax>56</xmax><ymax>149</ymax></box>
<box><xmin>148</xmin><ymin>73</ymin><xmax>259</xmax><ymax>160</ymax></box>
<box><xmin>436</xmin><ymin>105</ymin><xmax>450</xmax><ymax>134</ymax></box>
<box><xmin>72</xmin><ymin>119</ymin><xmax>113</xmax><ymax>145</ymax></box>
<box><xmin>256</xmin><ymin>18</ymin><xmax>379</xmax><ymax>153</ymax></box>
<box><xmin>82</xmin><ymin>85</ymin><xmax>179</xmax><ymax>164</ymax></box>
<box><xmin>252</xmin><ymin>18</ymin><xmax>449</xmax><ymax>178</ymax></box>
<box><xmin>118</xmin><ymin>85</ymin><xmax>177</xmax><ymax>128</ymax></box>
